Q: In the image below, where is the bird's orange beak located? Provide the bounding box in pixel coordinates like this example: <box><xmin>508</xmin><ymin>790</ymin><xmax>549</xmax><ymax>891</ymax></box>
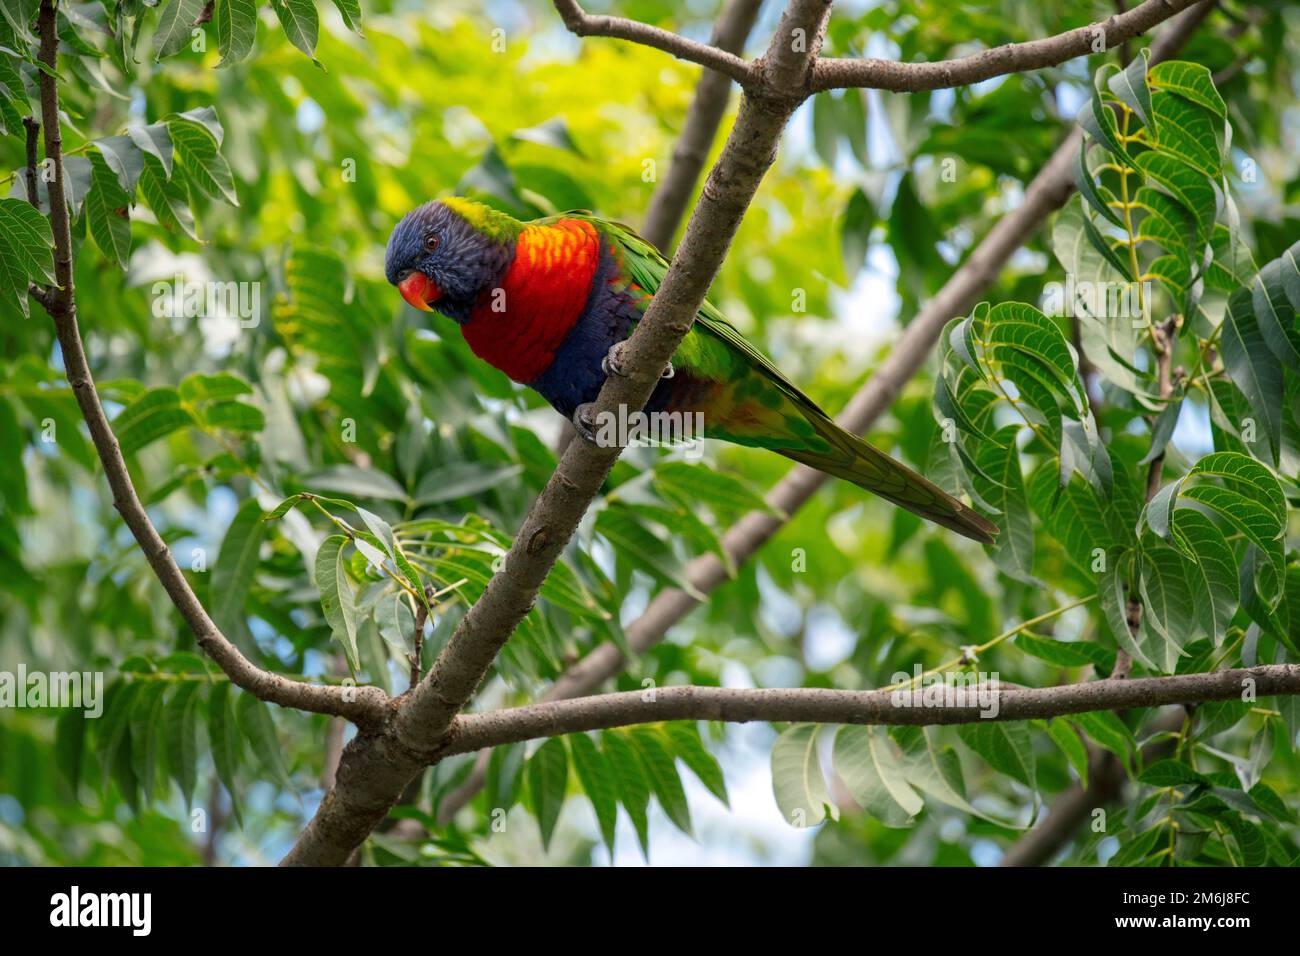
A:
<box><xmin>398</xmin><ymin>272</ymin><xmax>440</xmax><ymax>312</ymax></box>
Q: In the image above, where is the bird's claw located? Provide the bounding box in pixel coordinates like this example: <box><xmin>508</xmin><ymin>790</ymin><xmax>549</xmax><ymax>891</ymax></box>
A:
<box><xmin>602</xmin><ymin>342</ymin><xmax>674</xmax><ymax>380</ymax></box>
<box><xmin>572</xmin><ymin>403</ymin><xmax>599</xmax><ymax>444</ymax></box>
<box><xmin>602</xmin><ymin>342</ymin><xmax>629</xmax><ymax>378</ymax></box>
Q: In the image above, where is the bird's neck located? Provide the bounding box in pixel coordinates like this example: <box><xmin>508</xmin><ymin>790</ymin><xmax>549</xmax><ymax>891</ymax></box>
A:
<box><xmin>460</xmin><ymin>218</ymin><xmax>603</xmax><ymax>383</ymax></box>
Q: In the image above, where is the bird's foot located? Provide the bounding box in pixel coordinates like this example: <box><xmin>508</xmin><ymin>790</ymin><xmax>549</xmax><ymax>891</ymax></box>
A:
<box><xmin>601</xmin><ymin>342</ymin><xmax>675</xmax><ymax>380</ymax></box>
<box><xmin>601</xmin><ymin>342</ymin><xmax>630</xmax><ymax>378</ymax></box>
<box><xmin>572</xmin><ymin>403</ymin><xmax>599</xmax><ymax>444</ymax></box>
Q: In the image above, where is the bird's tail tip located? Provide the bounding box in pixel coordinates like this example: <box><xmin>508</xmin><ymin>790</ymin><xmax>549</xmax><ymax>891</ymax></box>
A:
<box><xmin>943</xmin><ymin>502</ymin><xmax>1000</xmax><ymax>545</ymax></box>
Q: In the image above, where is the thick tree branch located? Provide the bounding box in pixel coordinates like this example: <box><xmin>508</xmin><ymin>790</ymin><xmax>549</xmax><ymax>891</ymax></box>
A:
<box><xmin>281</xmin><ymin>0</ymin><xmax>835</xmax><ymax>867</ymax></box>
<box><xmin>641</xmin><ymin>0</ymin><xmax>764</xmax><ymax>253</ymax></box>
<box><xmin>29</xmin><ymin>0</ymin><xmax>386</xmax><ymax>728</ymax></box>
<box><xmin>552</xmin><ymin>0</ymin><xmax>756</xmax><ymax>87</ymax></box>
<box><xmin>439</xmin><ymin>666</ymin><xmax>1300</xmax><ymax>755</ymax></box>
<box><xmin>811</xmin><ymin>0</ymin><xmax>1197</xmax><ymax>91</ymax></box>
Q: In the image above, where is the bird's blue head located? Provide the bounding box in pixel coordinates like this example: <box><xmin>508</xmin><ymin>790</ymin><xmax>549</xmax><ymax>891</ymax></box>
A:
<box><xmin>384</xmin><ymin>199</ymin><xmax>519</xmax><ymax>323</ymax></box>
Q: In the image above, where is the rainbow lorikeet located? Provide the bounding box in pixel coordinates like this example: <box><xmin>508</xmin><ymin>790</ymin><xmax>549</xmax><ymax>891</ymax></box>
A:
<box><xmin>384</xmin><ymin>198</ymin><xmax>998</xmax><ymax>543</ymax></box>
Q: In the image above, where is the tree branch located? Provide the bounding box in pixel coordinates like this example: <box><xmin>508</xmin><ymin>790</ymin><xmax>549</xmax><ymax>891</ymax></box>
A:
<box><xmin>551</xmin><ymin>0</ymin><xmax>756</xmax><ymax>87</ymax></box>
<box><xmin>811</xmin><ymin>0</ymin><xmax>1197</xmax><ymax>91</ymax></box>
<box><xmin>22</xmin><ymin>115</ymin><xmax>40</xmax><ymax>212</ymax></box>
<box><xmin>29</xmin><ymin>0</ymin><xmax>386</xmax><ymax>729</ymax></box>
<box><xmin>440</xmin><ymin>666</ymin><xmax>1300</xmax><ymax>756</ymax></box>
<box><xmin>281</xmin><ymin>0</ymin><xmax>835</xmax><ymax>867</ymax></box>
<box><xmin>640</xmin><ymin>0</ymin><xmax>764</xmax><ymax>253</ymax></box>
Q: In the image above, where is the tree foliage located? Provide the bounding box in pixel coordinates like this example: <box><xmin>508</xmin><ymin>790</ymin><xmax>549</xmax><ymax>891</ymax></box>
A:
<box><xmin>1</xmin><ymin>0</ymin><xmax>1298</xmax><ymax>867</ymax></box>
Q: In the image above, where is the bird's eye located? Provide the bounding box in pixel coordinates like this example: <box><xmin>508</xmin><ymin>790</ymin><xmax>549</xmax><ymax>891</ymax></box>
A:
<box><xmin>424</xmin><ymin>234</ymin><xmax>440</xmax><ymax>252</ymax></box>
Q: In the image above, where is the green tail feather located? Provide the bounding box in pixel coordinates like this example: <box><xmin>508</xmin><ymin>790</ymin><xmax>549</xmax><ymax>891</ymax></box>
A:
<box><xmin>781</xmin><ymin>413</ymin><xmax>999</xmax><ymax>545</ymax></box>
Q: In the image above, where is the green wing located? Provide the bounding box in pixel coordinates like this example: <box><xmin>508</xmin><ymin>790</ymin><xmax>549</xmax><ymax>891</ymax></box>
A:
<box><xmin>560</xmin><ymin>213</ymin><xmax>998</xmax><ymax>544</ymax></box>
<box><xmin>563</xmin><ymin>212</ymin><xmax>822</xmax><ymax>409</ymax></box>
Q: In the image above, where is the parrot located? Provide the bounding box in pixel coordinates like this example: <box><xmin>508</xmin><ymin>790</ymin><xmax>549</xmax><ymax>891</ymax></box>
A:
<box><xmin>384</xmin><ymin>197</ymin><xmax>998</xmax><ymax>543</ymax></box>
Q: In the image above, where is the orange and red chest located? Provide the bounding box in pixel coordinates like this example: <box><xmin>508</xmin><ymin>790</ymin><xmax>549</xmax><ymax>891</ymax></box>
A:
<box><xmin>461</xmin><ymin>218</ymin><xmax>601</xmax><ymax>383</ymax></box>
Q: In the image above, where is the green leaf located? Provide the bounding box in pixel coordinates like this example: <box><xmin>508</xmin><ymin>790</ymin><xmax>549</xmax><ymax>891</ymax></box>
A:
<box><xmin>84</xmin><ymin>152</ymin><xmax>132</xmax><ymax>270</ymax></box>
<box><xmin>1252</xmin><ymin>241</ymin><xmax>1300</xmax><ymax>372</ymax></box>
<box><xmin>1138</xmin><ymin>540</ymin><xmax>1195</xmax><ymax>669</ymax></box>
<box><xmin>1108</xmin><ymin>825</ymin><xmax>1165</xmax><ymax>866</ymax></box>
<box><xmin>511</xmin><ymin>118</ymin><xmax>580</xmax><ymax>153</ymax></box>
<box><xmin>1077</xmin><ymin>80</ymin><xmax>1132</xmax><ymax>164</ymax></box>
<box><xmin>173</xmin><ymin>106</ymin><xmax>226</xmax><ymax>146</ymax></box>
<box><xmin>55</xmin><ymin>707</ymin><xmax>88</xmax><ymax>794</ymax></box>
<box><xmin>568</xmin><ymin>733</ymin><xmax>617</xmax><ymax>853</ymax></box>
<box><xmin>236</xmin><ymin>693</ymin><xmax>292</xmax><ymax>790</ymax></box>
<box><xmin>629</xmin><ymin>726</ymin><xmax>692</xmax><ymax>837</ymax></box>
<box><xmin>1220</xmin><ymin>812</ymin><xmax>1268</xmax><ymax>866</ymax></box>
<box><xmin>484</xmin><ymin>741</ymin><xmax>525</xmax><ymax>813</ymax></box>
<box><xmin>94</xmin><ymin>135</ymin><xmax>146</xmax><ymax>193</ymax></box>
<box><xmin>1074</xmin><ymin>143</ymin><xmax>1123</xmax><ymax>227</ymax></box>
<box><xmin>330</xmin><ymin>0</ymin><xmax>364</xmax><ymax>35</ymax></box>
<box><xmin>0</xmin><ymin>197</ymin><xmax>56</xmax><ymax>317</ymax></box>
<box><xmin>1220</xmin><ymin>288</ymin><xmax>1283</xmax><ymax>466</ymax></box>
<box><xmin>154</xmin><ymin>0</ymin><xmax>207</xmax><ymax>60</ymax></box>
<box><xmin>139</xmin><ymin>155</ymin><xmax>198</xmax><ymax>240</ymax></box>
<box><xmin>1132</xmin><ymin>150</ymin><xmax>1215</xmax><ymax>241</ymax></box>
<box><xmin>654</xmin><ymin>460</ymin><xmax>773</xmax><ymax>516</ymax></box>
<box><xmin>893</xmin><ymin>726</ymin><xmax>1022</xmax><ymax>827</ymax></box>
<box><xmin>305</xmin><ymin>464</ymin><xmax>408</xmax><ymax>501</ymax></box>
<box><xmin>1171</xmin><ymin>508</ymin><xmax>1238</xmax><ymax>645</ymax></box>
<box><xmin>1138</xmin><ymin>759</ymin><xmax>1207</xmax><ymax>787</ymax></box>
<box><xmin>771</xmin><ymin>723</ymin><xmax>835</xmax><ymax>828</ymax></box>
<box><xmin>114</xmin><ymin>387</ymin><xmax>195</xmax><ymax>455</ymax></box>
<box><xmin>316</xmin><ymin>534</ymin><xmax>361</xmax><ymax>672</ymax></box>
<box><xmin>595</xmin><ymin>507</ymin><xmax>705</xmax><ymax>601</ymax></box>
<box><xmin>1151</xmin><ymin>89</ymin><xmax>1221</xmax><ymax>177</ymax></box>
<box><xmin>271</xmin><ymin>0</ymin><xmax>319</xmax><ymax>60</ymax></box>
<box><xmin>1081</xmin><ymin>206</ymin><xmax>1135</xmax><ymax>282</ymax></box>
<box><xmin>1148</xmin><ymin>61</ymin><xmax>1226</xmax><ymax>120</ymax></box>
<box><xmin>1073</xmin><ymin>710</ymin><xmax>1134</xmax><ymax>763</ymax></box>
<box><xmin>214</xmin><ymin>0</ymin><xmax>258</xmax><ymax>66</ymax></box>
<box><xmin>129</xmin><ymin>681</ymin><xmax>168</xmax><ymax>803</ymax></box>
<box><xmin>833</xmin><ymin>725</ymin><xmax>922</xmax><ymax>827</ymax></box>
<box><xmin>179</xmin><ymin>372</ymin><xmax>253</xmax><ymax>403</ymax></box>
<box><xmin>663</xmin><ymin>722</ymin><xmax>728</xmax><ymax>806</ymax></box>
<box><xmin>163</xmin><ymin>681</ymin><xmax>201</xmax><ymax>808</ymax></box>
<box><xmin>971</xmin><ymin>427</ymin><xmax>1036</xmax><ymax>582</ymax></box>
<box><xmin>207</xmin><ymin>682</ymin><xmax>243</xmax><ymax>824</ymax></box>
<box><xmin>127</xmin><ymin>122</ymin><xmax>174</xmax><ymax>179</ymax></box>
<box><xmin>603</xmin><ymin>731</ymin><xmax>651</xmax><ymax>857</ymax></box>
<box><xmin>169</xmin><ymin>115</ymin><xmax>239</xmax><ymax>206</ymax></box>
<box><xmin>957</xmin><ymin>721</ymin><xmax>1036</xmax><ymax>789</ymax></box>
<box><xmin>412</xmin><ymin>462</ymin><xmax>521</xmax><ymax>506</ymax></box>
<box><xmin>840</xmin><ymin>186</ymin><xmax>874</xmax><ymax>278</ymax></box>
<box><xmin>526</xmin><ymin>738</ymin><xmax>568</xmax><ymax>852</ymax></box>
<box><xmin>1045</xmin><ymin>719</ymin><xmax>1089</xmax><ymax>786</ymax></box>
<box><xmin>212</xmin><ymin>499</ymin><xmax>266</xmax><ymax>648</ymax></box>
<box><xmin>1015</xmin><ymin>633</ymin><xmax>1113</xmax><ymax>669</ymax></box>
<box><xmin>1178</xmin><ymin>453</ymin><xmax>1286</xmax><ymax>574</ymax></box>
<box><xmin>1107</xmin><ymin>48</ymin><xmax>1152</xmax><ymax>129</ymax></box>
